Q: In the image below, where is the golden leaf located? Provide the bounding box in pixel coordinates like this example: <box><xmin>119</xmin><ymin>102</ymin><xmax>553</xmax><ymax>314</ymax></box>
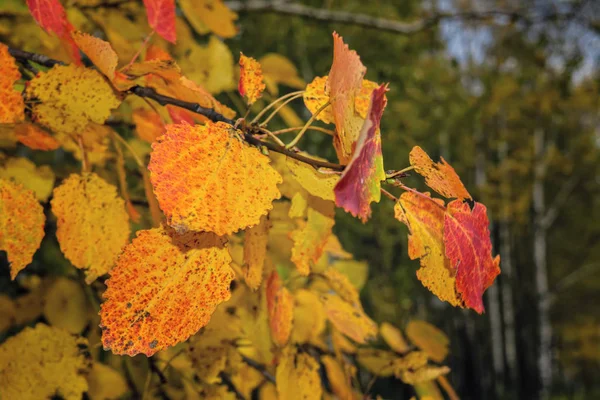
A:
<box><xmin>132</xmin><ymin>108</ymin><xmax>165</xmax><ymax>143</ymax></box>
<box><xmin>380</xmin><ymin>322</ymin><xmax>410</xmax><ymax>353</ymax></box>
<box><xmin>289</xmin><ymin>191</ymin><xmax>308</xmax><ymax>218</ymax></box>
<box><xmin>260</xmin><ymin>53</ymin><xmax>305</xmax><ymax>95</ymax></box>
<box><xmin>276</xmin><ymin>346</ymin><xmax>322</xmax><ymax>400</ymax></box>
<box><xmin>243</xmin><ymin>215</ymin><xmax>271</xmax><ymax>290</ymax></box>
<box><xmin>55</xmin><ymin>123</ymin><xmax>113</xmax><ymax>166</ymax></box>
<box><xmin>324</xmin><ymin>268</ymin><xmax>361</xmax><ymax>307</ymax></box>
<box><xmin>396</xmin><ymin>192</ymin><xmax>463</xmax><ymax>307</ymax></box>
<box><xmin>43</xmin><ymin>277</ymin><xmax>90</xmax><ymax>334</ymax></box>
<box><xmin>0</xmin><ymin>324</ymin><xmax>91</xmax><ymax>400</ymax></box>
<box><xmin>286</xmin><ymin>157</ymin><xmax>340</xmax><ymax>201</ymax></box>
<box><xmin>149</xmin><ymin>122</ymin><xmax>282</xmax><ymax>236</ymax></box>
<box><xmin>357</xmin><ymin>349</ymin><xmax>428</xmax><ymax>377</ymax></box>
<box><xmin>99</xmin><ymin>226</ymin><xmax>235</xmax><ymax>356</ymax></box>
<box><xmin>0</xmin><ymin>43</ymin><xmax>25</xmax><ymax>123</ymax></box>
<box><xmin>406</xmin><ymin>320</ymin><xmax>450</xmax><ymax>363</ymax></box>
<box><xmin>290</xmin><ymin>199</ymin><xmax>335</xmax><ymax>275</ymax></box>
<box><xmin>179</xmin><ymin>0</ymin><xmax>238</xmax><ymax>38</ymax></box>
<box><xmin>72</xmin><ymin>31</ymin><xmax>118</xmax><ymax>81</ymax></box>
<box><xmin>0</xmin><ymin>179</ymin><xmax>45</xmax><ymax>279</ymax></box>
<box><xmin>409</xmin><ymin>146</ymin><xmax>471</xmax><ymax>200</ymax></box>
<box><xmin>239</xmin><ymin>53</ymin><xmax>266</xmax><ymax>105</ymax></box>
<box><xmin>25</xmin><ymin>65</ymin><xmax>121</xmax><ymax>134</ymax></box>
<box><xmin>321</xmin><ymin>293</ymin><xmax>377</xmax><ymax>344</ymax></box>
<box><xmin>291</xmin><ymin>289</ymin><xmax>326</xmax><ymax>344</ymax></box>
<box><xmin>51</xmin><ymin>173</ymin><xmax>130</xmax><ymax>283</ymax></box>
<box><xmin>0</xmin><ymin>157</ymin><xmax>55</xmax><ymax>202</ymax></box>
<box><xmin>321</xmin><ymin>355</ymin><xmax>358</xmax><ymax>400</ymax></box>
<box><xmin>398</xmin><ymin>365</ymin><xmax>450</xmax><ymax>385</ymax></box>
<box><xmin>266</xmin><ymin>272</ymin><xmax>294</xmax><ymax>347</ymax></box>
<box><xmin>87</xmin><ymin>362</ymin><xmax>129</xmax><ymax>400</ymax></box>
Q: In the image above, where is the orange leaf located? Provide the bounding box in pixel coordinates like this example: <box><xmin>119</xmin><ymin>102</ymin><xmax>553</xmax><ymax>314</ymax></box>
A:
<box><xmin>0</xmin><ymin>43</ymin><xmax>25</xmax><ymax>124</ymax></box>
<box><xmin>148</xmin><ymin>122</ymin><xmax>281</xmax><ymax>236</ymax></box>
<box><xmin>239</xmin><ymin>53</ymin><xmax>266</xmax><ymax>105</ymax></box>
<box><xmin>321</xmin><ymin>293</ymin><xmax>377</xmax><ymax>344</ymax></box>
<box><xmin>243</xmin><ymin>215</ymin><xmax>270</xmax><ymax>290</ymax></box>
<box><xmin>142</xmin><ymin>0</ymin><xmax>176</xmax><ymax>43</ymax></box>
<box><xmin>334</xmin><ymin>84</ymin><xmax>388</xmax><ymax>222</ymax></box>
<box><xmin>266</xmin><ymin>271</ymin><xmax>294</xmax><ymax>346</ymax></box>
<box><xmin>327</xmin><ymin>32</ymin><xmax>366</xmax><ymax>164</ymax></box>
<box><xmin>72</xmin><ymin>31</ymin><xmax>118</xmax><ymax>81</ymax></box>
<box><xmin>100</xmin><ymin>226</ymin><xmax>234</xmax><ymax>356</ymax></box>
<box><xmin>444</xmin><ymin>200</ymin><xmax>500</xmax><ymax>313</ymax></box>
<box><xmin>409</xmin><ymin>146</ymin><xmax>471</xmax><ymax>200</ymax></box>
<box><xmin>396</xmin><ymin>192</ymin><xmax>463</xmax><ymax>308</ymax></box>
<box><xmin>0</xmin><ymin>179</ymin><xmax>45</xmax><ymax>279</ymax></box>
<box><xmin>14</xmin><ymin>124</ymin><xmax>59</xmax><ymax>151</ymax></box>
<box><xmin>51</xmin><ymin>173</ymin><xmax>130</xmax><ymax>283</ymax></box>
<box><xmin>132</xmin><ymin>108</ymin><xmax>165</xmax><ymax>143</ymax></box>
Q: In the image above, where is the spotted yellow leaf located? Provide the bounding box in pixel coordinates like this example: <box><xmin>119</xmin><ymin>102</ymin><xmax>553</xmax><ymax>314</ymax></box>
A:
<box><xmin>0</xmin><ymin>157</ymin><xmax>55</xmax><ymax>202</ymax></box>
<box><xmin>276</xmin><ymin>346</ymin><xmax>322</xmax><ymax>400</ymax></box>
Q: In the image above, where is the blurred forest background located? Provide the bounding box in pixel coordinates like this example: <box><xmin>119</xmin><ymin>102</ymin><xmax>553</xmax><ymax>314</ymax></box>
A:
<box><xmin>1</xmin><ymin>0</ymin><xmax>599</xmax><ymax>399</ymax></box>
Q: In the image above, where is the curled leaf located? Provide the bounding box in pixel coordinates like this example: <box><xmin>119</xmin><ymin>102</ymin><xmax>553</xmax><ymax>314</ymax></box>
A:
<box><xmin>149</xmin><ymin>121</ymin><xmax>282</xmax><ymax>236</ymax></box>
<box><xmin>100</xmin><ymin>226</ymin><xmax>235</xmax><ymax>356</ymax></box>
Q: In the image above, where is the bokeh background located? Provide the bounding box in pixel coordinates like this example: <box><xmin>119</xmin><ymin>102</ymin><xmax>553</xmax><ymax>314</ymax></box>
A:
<box><xmin>1</xmin><ymin>0</ymin><xmax>599</xmax><ymax>399</ymax></box>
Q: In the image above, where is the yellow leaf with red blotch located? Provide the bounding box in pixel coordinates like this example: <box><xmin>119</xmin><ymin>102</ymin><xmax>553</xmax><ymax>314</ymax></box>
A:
<box><xmin>179</xmin><ymin>0</ymin><xmax>238</xmax><ymax>38</ymax></box>
<box><xmin>51</xmin><ymin>173</ymin><xmax>130</xmax><ymax>283</ymax></box>
<box><xmin>324</xmin><ymin>268</ymin><xmax>360</xmax><ymax>307</ymax></box>
<box><xmin>303</xmin><ymin>76</ymin><xmax>382</xmax><ymax>126</ymax></box>
<box><xmin>396</xmin><ymin>192</ymin><xmax>463</xmax><ymax>308</ymax></box>
<box><xmin>149</xmin><ymin>122</ymin><xmax>282</xmax><ymax>236</ymax></box>
<box><xmin>266</xmin><ymin>271</ymin><xmax>294</xmax><ymax>346</ymax></box>
<box><xmin>14</xmin><ymin>123</ymin><xmax>60</xmax><ymax>151</ymax></box>
<box><xmin>0</xmin><ymin>157</ymin><xmax>55</xmax><ymax>202</ymax></box>
<box><xmin>406</xmin><ymin>320</ymin><xmax>449</xmax><ymax>363</ymax></box>
<box><xmin>243</xmin><ymin>215</ymin><xmax>271</xmax><ymax>290</ymax></box>
<box><xmin>276</xmin><ymin>346</ymin><xmax>322</xmax><ymax>400</ymax></box>
<box><xmin>322</xmin><ymin>355</ymin><xmax>359</xmax><ymax>400</ymax></box>
<box><xmin>444</xmin><ymin>200</ymin><xmax>500</xmax><ymax>313</ymax></box>
<box><xmin>259</xmin><ymin>53</ymin><xmax>305</xmax><ymax>95</ymax></box>
<box><xmin>72</xmin><ymin>31</ymin><xmax>118</xmax><ymax>81</ymax></box>
<box><xmin>43</xmin><ymin>277</ymin><xmax>89</xmax><ymax>334</ymax></box>
<box><xmin>239</xmin><ymin>53</ymin><xmax>266</xmax><ymax>105</ymax></box>
<box><xmin>100</xmin><ymin>226</ymin><xmax>234</xmax><ymax>356</ymax></box>
<box><xmin>327</xmin><ymin>32</ymin><xmax>366</xmax><ymax>163</ymax></box>
<box><xmin>290</xmin><ymin>199</ymin><xmax>335</xmax><ymax>275</ymax></box>
<box><xmin>380</xmin><ymin>322</ymin><xmax>410</xmax><ymax>353</ymax></box>
<box><xmin>25</xmin><ymin>65</ymin><xmax>121</xmax><ymax>134</ymax></box>
<box><xmin>0</xmin><ymin>43</ymin><xmax>25</xmax><ymax>123</ymax></box>
<box><xmin>285</xmin><ymin>157</ymin><xmax>340</xmax><ymax>202</ymax></box>
<box><xmin>398</xmin><ymin>365</ymin><xmax>450</xmax><ymax>385</ymax></box>
<box><xmin>0</xmin><ymin>179</ymin><xmax>45</xmax><ymax>279</ymax></box>
<box><xmin>291</xmin><ymin>289</ymin><xmax>326</xmax><ymax>344</ymax></box>
<box><xmin>409</xmin><ymin>146</ymin><xmax>471</xmax><ymax>200</ymax></box>
<box><xmin>132</xmin><ymin>108</ymin><xmax>165</xmax><ymax>143</ymax></box>
<box><xmin>0</xmin><ymin>324</ymin><xmax>91</xmax><ymax>400</ymax></box>
<box><xmin>321</xmin><ymin>293</ymin><xmax>377</xmax><ymax>344</ymax></box>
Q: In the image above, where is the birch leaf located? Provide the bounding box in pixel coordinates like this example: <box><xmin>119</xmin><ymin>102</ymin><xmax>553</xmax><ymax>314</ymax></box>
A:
<box><xmin>444</xmin><ymin>200</ymin><xmax>500</xmax><ymax>313</ymax></box>
<box><xmin>100</xmin><ymin>226</ymin><xmax>234</xmax><ymax>356</ymax></box>
<box><xmin>321</xmin><ymin>293</ymin><xmax>377</xmax><ymax>344</ymax></box>
<box><xmin>410</xmin><ymin>146</ymin><xmax>471</xmax><ymax>200</ymax></box>
<box><xmin>51</xmin><ymin>173</ymin><xmax>130</xmax><ymax>283</ymax></box>
<box><xmin>239</xmin><ymin>53</ymin><xmax>266</xmax><ymax>105</ymax></box>
<box><xmin>0</xmin><ymin>157</ymin><xmax>55</xmax><ymax>202</ymax></box>
<box><xmin>243</xmin><ymin>215</ymin><xmax>270</xmax><ymax>290</ymax></box>
<box><xmin>405</xmin><ymin>320</ymin><xmax>449</xmax><ymax>363</ymax></box>
<box><xmin>72</xmin><ymin>31</ymin><xmax>119</xmax><ymax>81</ymax></box>
<box><xmin>276</xmin><ymin>346</ymin><xmax>322</xmax><ymax>400</ymax></box>
<box><xmin>0</xmin><ymin>179</ymin><xmax>45</xmax><ymax>279</ymax></box>
<box><xmin>291</xmin><ymin>289</ymin><xmax>326</xmax><ymax>344</ymax></box>
<box><xmin>179</xmin><ymin>0</ymin><xmax>238</xmax><ymax>38</ymax></box>
<box><xmin>266</xmin><ymin>271</ymin><xmax>294</xmax><ymax>346</ymax></box>
<box><xmin>149</xmin><ymin>122</ymin><xmax>281</xmax><ymax>236</ymax></box>
<box><xmin>285</xmin><ymin>157</ymin><xmax>340</xmax><ymax>202</ymax></box>
<box><xmin>0</xmin><ymin>43</ymin><xmax>24</xmax><ymax>123</ymax></box>
<box><xmin>260</xmin><ymin>53</ymin><xmax>305</xmax><ymax>95</ymax></box>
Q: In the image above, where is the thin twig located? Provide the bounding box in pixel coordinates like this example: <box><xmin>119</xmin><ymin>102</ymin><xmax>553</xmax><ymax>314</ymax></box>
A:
<box><xmin>240</xmin><ymin>354</ymin><xmax>276</xmax><ymax>384</ymax></box>
<box><xmin>259</xmin><ymin>93</ymin><xmax>304</xmax><ymax>126</ymax></box>
<box><xmin>286</xmin><ymin>99</ymin><xmax>330</xmax><ymax>149</ymax></box>
<box><xmin>219</xmin><ymin>372</ymin><xmax>246</xmax><ymax>400</ymax></box>
<box><xmin>251</xmin><ymin>90</ymin><xmax>304</xmax><ymax>124</ymax></box>
<box><xmin>271</xmin><ymin>126</ymin><xmax>334</xmax><ymax>136</ymax></box>
<box><xmin>380</xmin><ymin>188</ymin><xmax>398</xmax><ymax>202</ymax></box>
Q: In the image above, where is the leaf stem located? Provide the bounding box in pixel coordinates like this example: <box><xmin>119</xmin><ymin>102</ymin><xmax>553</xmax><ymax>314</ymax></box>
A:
<box><xmin>380</xmin><ymin>188</ymin><xmax>398</xmax><ymax>202</ymax></box>
<box><xmin>251</xmin><ymin>90</ymin><xmax>304</xmax><ymax>124</ymax></box>
<box><xmin>386</xmin><ymin>165</ymin><xmax>414</xmax><ymax>179</ymax></box>
<box><xmin>396</xmin><ymin>182</ymin><xmax>446</xmax><ymax>210</ymax></box>
<box><xmin>270</xmin><ymin>126</ymin><xmax>334</xmax><ymax>136</ymax></box>
<box><xmin>285</xmin><ymin>99</ymin><xmax>330</xmax><ymax>149</ymax></box>
<box><xmin>259</xmin><ymin>93</ymin><xmax>304</xmax><ymax>126</ymax></box>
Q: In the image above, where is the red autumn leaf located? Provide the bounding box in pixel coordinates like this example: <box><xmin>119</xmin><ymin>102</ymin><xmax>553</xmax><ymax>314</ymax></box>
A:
<box><xmin>26</xmin><ymin>0</ymin><xmax>81</xmax><ymax>64</ymax></box>
<box><xmin>443</xmin><ymin>200</ymin><xmax>500</xmax><ymax>313</ymax></box>
<box><xmin>327</xmin><ymin>32</ymin><xmax>367</xmax><ymax>164</ymax></box>
<box><xmin>142</xmin><ymin>0</ymin><xmax>176</xmax><ymax>43</ymax></box>
<box><xmin>334</xmin><ymin>84</ymin><xmax>388</xmax><ymax>222</ymax></box>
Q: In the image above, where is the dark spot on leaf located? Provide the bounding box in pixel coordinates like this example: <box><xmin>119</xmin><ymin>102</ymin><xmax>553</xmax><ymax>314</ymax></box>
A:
<box><xmin>149</xmin><ymin>340</ymin><xmax>158</xmax><ymax>349</ymax></box>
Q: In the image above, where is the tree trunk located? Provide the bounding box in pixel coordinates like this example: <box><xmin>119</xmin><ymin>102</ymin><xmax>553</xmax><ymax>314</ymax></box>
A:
<box><xmin>533</xmin><ymin>128</ymin><xmax>552</xmax><ymax>399</ymax></box>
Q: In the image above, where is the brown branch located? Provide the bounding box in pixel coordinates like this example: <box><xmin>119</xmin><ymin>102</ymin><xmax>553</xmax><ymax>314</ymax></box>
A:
<box><xmin>226</xmin><ymin>1</ymin><xmax>584</xmax><ymax>35</ymax></box>
<box><xmin>8</xmin><ymin>47</ymin><xmax>346</xmax><ymax>172</ymax></box>
<box><xmin>240</xmin><ymin>354</ymin><xmax>276</xmax><ymax>384</ymax></box>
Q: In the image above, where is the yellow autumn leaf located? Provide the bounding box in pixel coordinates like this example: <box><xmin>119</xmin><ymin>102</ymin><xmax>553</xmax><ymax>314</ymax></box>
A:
<box><xmin>179</xmin><ymin>0</ymin><xmax>238</xmax><ymax>38</ymax></box>
<box><xmin>291</xmin><ymin>289</ymin><xmax>326</xmax><ymax>344</ymax></box>
<box><xmin>276</xmin><ymin>346</ymin><xmax>322</xmax><ymax>400</ymax></box>
<box><xmin>87</xmin><ymin>362</ymin><xmax>129</xmax><ymax>400</ymax></box>
<box><xmin>0</xmin><ymin>157</ymin><xmax>55</xmax><ymax>202</ymax></box>
<box><xmin>0</xmin><ymin>324</ymin><xmax>91</xmax><ymax>400</ymax></box>
<box><xmin>322</xmin><ymin>355</ymin><xmax>359</xmax><ymax>400</ymax></box>
<box><xmin>100</xmin><ymin>226</ymin><xmax>235</xmax><ymax>356</ymax></box>
<box><xmin>72</xmin><ymin>31</ymin><xmax>118</xmax><ymax>81</ymax></box>
<box><xmin>398</xmin><ymin>365</ymin><xmax>451</xmax><ymax>385</ymax></box>
<box><xmin>357</xmin><ymin>349</ymin><xmax>428</xmax><ymax>377</ymax></box>
<box><xmin>289</xmin><ymin>191</ymin><xmax>308</xmax><ymax>218</ymax></box>
<box><xmin>380</xmin><ymin>322</ymin><xmax>410</xmax><ymax>353</ymax></box>
<box><xmin>25</xmin><ymin>64</ymin><xmax>121</xmax><ymax>134</ymax></box>
<box><xmin>239</xmin><ymin>53</ymin><xmax>266</xmax><ymax>105</ymax></box>
<box><xmin>291</xmin><ymin>199</ymin><xmax>335</xmax><ymax>275</ymax></box>
<box><xmin>0</xmin><ymin>179</ymin><xmax>45</xmax><ymax>279</ymax></box>
<box><xmin>323</xmin><ymin>268</ymin><xmax>361</xmax><ymax>307</ymax></box>
<box><xmin>260</xmin><ymin>53</ymin><xmax>306</xmax><ymax>95</ymax></box>
<box><xmin>286</xmin><ymin>157</ymin><xmax>340</xmax><ymax>201</ymax></box>
<box><xmin>149</xmin><ymin>122</ymin><xmax>282</xmax><ymax>236</ymax></box>
<box><xmin>43</xmin><ymin>277</ymin><xmax>90</xmax><ymax>334</ymax></box>
<box><xmin>321</xmin><ymin>293</ymin><xmax>377</xmax><ymax>344</ymax></box>
<box><xmin>406</xmin><ymin>320</ymin><xmax>450</xmax><ymax>363</ymax></box>
<box><xmin>51</xmin><ymin>173</ymin><xmax>130</xmax><ymax>283</ymax></box>
<box><xmin>243</xmin><ymin>215</ymin><xmax>271</xmax><ymax>290</ymax></box>
<box><xmin>55</xmin><ymin>123</ymin><xmax>113</xmax><ymax>166</ymax></box>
